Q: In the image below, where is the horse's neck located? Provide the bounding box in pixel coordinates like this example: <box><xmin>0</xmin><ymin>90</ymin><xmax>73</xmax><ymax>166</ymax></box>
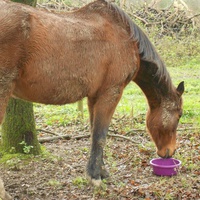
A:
<box><xmin>134</xmin><ymin>61</ymin><xmax>172</xmax><ymax>109</ymax></box>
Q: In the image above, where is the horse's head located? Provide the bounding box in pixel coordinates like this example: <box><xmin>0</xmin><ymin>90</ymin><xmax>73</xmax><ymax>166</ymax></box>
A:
<box><xmin>146</xmin><ymin>82</ymin><xmax>184</xmax><ymax>158</ymax></box>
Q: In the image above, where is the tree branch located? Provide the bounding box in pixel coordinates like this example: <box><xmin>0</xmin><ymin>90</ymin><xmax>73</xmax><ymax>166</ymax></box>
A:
<box><xmin>38</xmin><ymin>134</ymin><xmax>90</xmax><ymax>143</ymax></box>
<box><xmin>36</xmin><ymin>126</ymin><xmax>200</xmax><ymax>144</ymax></box>
<box><xmin>37</xmin><ymin>129</ymin><xmax>140</xmax><ymax>144</ymax></box>
<box><xmin>37</xmin><ymin>129</ymin><xmax>61</xmax><ymax>136</ymax></box>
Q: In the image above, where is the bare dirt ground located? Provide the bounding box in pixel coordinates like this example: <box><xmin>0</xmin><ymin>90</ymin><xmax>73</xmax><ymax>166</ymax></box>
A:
<box><xmin>0</xmin><ymin>115</ymin><xmax>200</xmax><ymax>200</ymax></box>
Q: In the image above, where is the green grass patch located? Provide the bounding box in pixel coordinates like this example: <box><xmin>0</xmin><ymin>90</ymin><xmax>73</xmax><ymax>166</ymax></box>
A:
<box><xmin>0</xmin><ymin>145</ymin><xmax>59</xmax><ymax>170</ymax></box>
<box><xmin>167</xmin><ymin>57</ymin><xmax>200</xmax><ymax>126</ymax></box>
<box><xmin>72</xmin><ymin>176</ymin><xmax>88</xmax><ymax>188</ymax></box>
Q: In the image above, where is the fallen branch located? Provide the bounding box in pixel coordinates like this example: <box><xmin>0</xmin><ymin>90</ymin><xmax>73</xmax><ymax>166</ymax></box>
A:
<box><xmin>37</xmin><ymin>129</ymin><xmax>61</xmax><ymax>136</ymax></box>
<box><xmin>35</xmin><ymin>126</ymin><xmax>200</xmax><ymax>143</ymax></box>
<box><xmin>108</xmin><ymin>133</ymin><xmax>140</xmax><ymax>144</ymax></box>
<box><xmin>188</xmin><ymin>13</ymin><xmax>200</xmax><ymax>21</ymax></box>
<box><xmin>38</xmin><ymin>134</ymin><xmax>90</xmax><ymax>143</ymax></box>
<box><xmin>37</xmin><ymin>129</ymin><xmax>140</xmax><ymax>144</ymax></box>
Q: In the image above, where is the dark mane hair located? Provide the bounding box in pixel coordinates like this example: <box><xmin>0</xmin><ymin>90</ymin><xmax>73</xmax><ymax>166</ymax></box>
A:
<box><xmin>89</xmin><ymin>0</ymin><xmax>172</xmax><ymax>90</ymax></box>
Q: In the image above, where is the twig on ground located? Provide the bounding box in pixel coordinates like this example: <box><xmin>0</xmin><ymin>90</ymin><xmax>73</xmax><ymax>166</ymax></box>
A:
<box><xmin>36</xmin><ymin>125</ymin><xmax>200</xmax><ymax>144</ymax></box>
<box><xmin>38</xmin><ymin>134</ymin><xmax>90</xmax><ymax>143</ymax></box>
<box><xmin>109</xmin><ymin>128</ymin><xmax>146</xmax><ymax>135</ymax></box>
<box><xmin>37</xmin><ymin>129</ymin><xmax>140</xmax><ymax>144</ymax></box>
<box><xmin>37</xmin><ymin>129</ymin><xmax>61</xmax><ymax>136</ymax></box>
<box><xmin>108</xmin><ymin>133</ymin><xmax>140</xmax><ymax>144</ymax></box>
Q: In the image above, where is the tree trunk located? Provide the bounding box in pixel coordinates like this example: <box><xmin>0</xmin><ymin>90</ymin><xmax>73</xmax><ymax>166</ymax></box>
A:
<box><xmin>1</xmin><ymin>0</ymin><xmax>41</xmax><ymax>155</ymax></box>
<box><xmin>1</xmin><ymin>99</ymin><xmax>41</xmax><ymax>155</ymax></box>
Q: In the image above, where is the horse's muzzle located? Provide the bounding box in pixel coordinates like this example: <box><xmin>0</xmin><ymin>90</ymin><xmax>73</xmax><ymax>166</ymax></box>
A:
<box><xmin>157</xmin><ymin>148</ymin><xmax>175</xmax><ymax>158</ymax></box>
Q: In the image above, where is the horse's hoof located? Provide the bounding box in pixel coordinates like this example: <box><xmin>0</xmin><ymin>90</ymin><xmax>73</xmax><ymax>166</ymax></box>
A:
<box><xmin>86</xmin><ymin>163</ymin><xmax>109</xmax><ymax>186</ymax></box>
<box><xmin>86</xmin><ymin>173</ymin><xmax>102</xmax><ymax>186</ymax></box>
<box><xmin>86</xmin><ymin>171</ymin><xmax>109</xmax><ymax>187</ymax></box>
<box><xmin>91</xmin><ymin>178</ymin><xmax>102</xmax><ymax>187</ymax></box>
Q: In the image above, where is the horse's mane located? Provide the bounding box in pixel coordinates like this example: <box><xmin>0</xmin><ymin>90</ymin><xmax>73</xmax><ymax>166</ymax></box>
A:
<box><xmin>84</xmin><ymin>0</ymin><xmax>172</xmax><ymax>90</ymax></box>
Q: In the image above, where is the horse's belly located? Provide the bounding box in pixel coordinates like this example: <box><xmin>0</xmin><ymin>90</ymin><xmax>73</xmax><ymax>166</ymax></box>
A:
<box><xmin>13</xmin><ymin>78</ymin><xmax>88</xmax><ymax>105</ymax></box>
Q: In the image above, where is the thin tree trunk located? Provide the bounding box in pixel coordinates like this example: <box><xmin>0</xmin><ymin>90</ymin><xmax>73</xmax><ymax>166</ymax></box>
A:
<box><xmin>77</xmin><ymin>100</ymin><xmax>84</xmax><ymax>118</ymax></box>
<box><xmin>1</xmin><ymin>99</ymin><xmax>41</xmax><ymax>155</ymax></box>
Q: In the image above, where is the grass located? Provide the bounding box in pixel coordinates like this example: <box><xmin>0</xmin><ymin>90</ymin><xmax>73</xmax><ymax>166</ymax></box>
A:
<box><xmin>168</xmin><ymin>57</ymin><xmax>200</xmax><ymax>126</ymax></box>
<box><xmin>72</xmin><ymin>176</ymin><xmax>88</xmax><ymax>188</ymax></box>
<box><xmin>34</xmin><ymin>99</ymin><xmax>88</xmax><ymax>127</ymax></box>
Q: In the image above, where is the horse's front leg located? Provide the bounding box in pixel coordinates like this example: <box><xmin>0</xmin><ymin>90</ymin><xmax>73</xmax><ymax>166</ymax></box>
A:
<box><xmin>87</xmin><ymin>87</ymin><xmax>123</xmax><ymax>186</ymax></box>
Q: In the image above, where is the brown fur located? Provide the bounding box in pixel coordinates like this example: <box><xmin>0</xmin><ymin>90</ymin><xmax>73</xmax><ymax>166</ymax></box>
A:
<box><xmin>0</xmin><ymin>0</ymin><xmax>184</xmax><ymax>188</ymax></box>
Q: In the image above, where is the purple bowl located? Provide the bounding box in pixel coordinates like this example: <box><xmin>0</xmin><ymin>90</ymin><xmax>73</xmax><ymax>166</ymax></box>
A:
<box><xmin>150</xmin><ymin>158</ymin><xmax>181</xmax><ymax>176</ymax></box>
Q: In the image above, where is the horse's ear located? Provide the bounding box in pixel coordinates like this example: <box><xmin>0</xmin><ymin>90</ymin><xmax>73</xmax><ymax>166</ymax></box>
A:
<box><xmin>177</xmin><ymin>81</ymin><xmax>184</xmax><ymax>96</ymax></box>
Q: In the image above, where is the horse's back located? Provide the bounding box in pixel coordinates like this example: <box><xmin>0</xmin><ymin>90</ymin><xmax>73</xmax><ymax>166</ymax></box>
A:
<box><xmin>1</xmin><ymin>0</ymin><xmax>139</xmax><ymax>105</ymax></box>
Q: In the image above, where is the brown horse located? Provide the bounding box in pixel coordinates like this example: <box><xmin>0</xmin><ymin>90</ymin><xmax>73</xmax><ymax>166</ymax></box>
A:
<box><xmin>0</xmin><ymin>0</ymin><xmax>184</xmax><ymax>187</ymax></box>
